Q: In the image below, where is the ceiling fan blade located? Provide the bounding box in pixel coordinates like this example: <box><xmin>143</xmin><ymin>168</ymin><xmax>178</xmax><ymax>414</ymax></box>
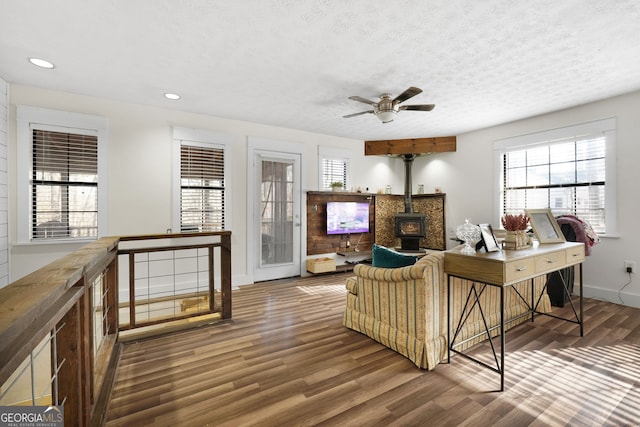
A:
<box><xmin>343</xmin><ymin>110</ymin><xmax>374</xmax><ymax>118</ymax></box>
<box><xmin>393</xmin><ymin>86</ymin><xmax>423</xmax><ymax>104</ymax></box>
<box><xmin>348</xmin><ymin>96</ymin><xmax>378</xmax><ymax>106</ymax></box>
<box><xmin>399</xmin><ymin>104</ymin><xmax>435</xmax><ymax>112</ymax></box>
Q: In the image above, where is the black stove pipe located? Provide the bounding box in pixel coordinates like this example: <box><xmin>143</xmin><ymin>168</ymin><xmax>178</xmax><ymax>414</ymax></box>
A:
<box><xmin>402</xmin><ymin>154</ymin><xmax>416</xmax><ymax>213</ymax></box>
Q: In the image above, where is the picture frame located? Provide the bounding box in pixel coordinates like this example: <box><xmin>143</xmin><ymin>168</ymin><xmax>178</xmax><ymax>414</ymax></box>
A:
<box><xmin>478</xmin><ymin>223</ymin><xmax>501</xmax><ymax>252</ymax></box>
<box><xmin>525</xmin><ymin>208</ymin><xmax>566</xmax><ymax>243</ymax></box>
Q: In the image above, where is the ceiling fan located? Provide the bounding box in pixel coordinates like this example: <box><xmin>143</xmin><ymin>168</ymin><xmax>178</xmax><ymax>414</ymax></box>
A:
<box><xmin>343</xmin><ymin>86</ymin><xmax>435</xmax><ymax>123</ymax></box>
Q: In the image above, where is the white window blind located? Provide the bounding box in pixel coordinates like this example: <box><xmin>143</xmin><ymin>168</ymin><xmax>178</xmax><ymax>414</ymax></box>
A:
<box><xmin>496</xmin><ymin>118</ymin><xmax>616</xmax><ymax>234</ymax></box>
<box><xmin>321</xmin><ymin>158</ymin><xmax>347</xmax><ymax>190</ymax></box>
<box><xmin>180</xmin><ymin>144</ymin><xmax>225</xmax><ymax>231</ymax></box>
<box><xmin>31</xmin><ymin>129</ymin><xmax>98</xmax><ymax>240</ymax></box>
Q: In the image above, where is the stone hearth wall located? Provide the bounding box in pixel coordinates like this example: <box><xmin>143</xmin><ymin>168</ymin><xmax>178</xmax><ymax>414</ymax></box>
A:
<box><xmin>374</xmin><ymin>193</ymin><xmax>446</xmax><ymax>251</ymax></box>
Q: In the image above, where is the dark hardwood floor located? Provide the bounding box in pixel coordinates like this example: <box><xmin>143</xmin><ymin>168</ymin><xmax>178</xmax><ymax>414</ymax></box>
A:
<box><xmin>105</xmin><ymin>272</ymin><xmax>640</xmax><ymax>426</ymax></box>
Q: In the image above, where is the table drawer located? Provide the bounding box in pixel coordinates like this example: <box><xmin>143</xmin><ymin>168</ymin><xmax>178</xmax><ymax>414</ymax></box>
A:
<box><xmin>535</xmin><ymin>250</ymin><xmax>566</xmax><ymax>274</ymax></box>
<box><xmin>566</xmin><ymin>244</ymin><xmax>585</xmax><ymax>264</ymax></box>
<box><xmin>504</xmin><ymin>258</ymin><xmax>535</xmax><ymax>282</ymax></box>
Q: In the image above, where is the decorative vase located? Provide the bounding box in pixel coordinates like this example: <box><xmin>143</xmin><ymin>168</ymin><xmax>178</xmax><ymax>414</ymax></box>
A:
<box><xmin>503</xmin><ymin>230</ymin><xmax>530</xmax><ymax>250</ymax></box>
<box><xmin>456</xmin><ymin>219</ymin><xmax>481</xmax><ymax>255</ymax></box>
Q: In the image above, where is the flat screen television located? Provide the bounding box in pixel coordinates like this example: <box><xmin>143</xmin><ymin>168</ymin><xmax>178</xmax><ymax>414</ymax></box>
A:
<box><xmin>326</xmin><ymin>201</ymin><xmax>370</xmax><ymax>235</ymax></box>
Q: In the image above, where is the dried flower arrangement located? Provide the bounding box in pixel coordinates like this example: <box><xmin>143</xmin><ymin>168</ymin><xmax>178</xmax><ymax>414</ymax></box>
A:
<box><xmin>501</xmin><ymin>213</ymin><xmax>530</xmax><ymax>231</ymax></box>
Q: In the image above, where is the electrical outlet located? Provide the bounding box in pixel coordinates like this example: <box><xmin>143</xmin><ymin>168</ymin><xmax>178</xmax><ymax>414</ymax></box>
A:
<box><xmin>624</xmin><ymin>261</ymin><xmax>636</xmax><ymax>274</ymax></box>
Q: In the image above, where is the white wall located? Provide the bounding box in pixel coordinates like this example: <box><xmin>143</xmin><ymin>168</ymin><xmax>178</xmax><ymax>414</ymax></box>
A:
<box><xmin>0</xmin><ymin>77</ymin><xmax>8</xmax><ymax>288</ymax></box>
<box><xmin>8</xmin><ymin>84</ymin><xmax>640</xmax><ymax>308</ymax></box>
<box><xmin>7</xmin><ymin>85</ymin><xmax>371</xmax><ymax>285</ymax></box>
<box><xmin>413</xmin><ymin>89</ymin><xmax>640</xmax><ymax>308</ymax></box>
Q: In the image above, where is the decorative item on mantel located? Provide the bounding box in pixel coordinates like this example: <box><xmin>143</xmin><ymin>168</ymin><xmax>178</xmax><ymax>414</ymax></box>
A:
<box><xmin>330</xmin><ymin>181</ymin><xmax>344</xmax><ymax>191</ymax></box>
<box><xmin>456</xmin><ymin>219</ymin><xmax>481</xmax><ymax>255</ymax></box>
<box><xmin>501</xmin><ymin>213</ymin><xmax>531</xmax><ymax>250</ymax></box>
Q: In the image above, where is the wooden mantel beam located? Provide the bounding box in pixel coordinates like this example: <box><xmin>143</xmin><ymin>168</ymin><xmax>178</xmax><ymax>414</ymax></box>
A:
<box><xmin>364</xmin><ymin>136</ymin><xmax>456</xmax><ymax>156</ymax></box>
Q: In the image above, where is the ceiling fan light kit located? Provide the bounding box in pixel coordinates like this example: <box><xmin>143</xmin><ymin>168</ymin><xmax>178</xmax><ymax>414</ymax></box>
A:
<box><xmin>344</xmin><ymin>86</ymin><xmax>435</xmax><ymax>123</ymax></box>
<box><xmin>376</xmin><ymin>111</ymin><xmax>396</xmax><ymax>123</ymax></box>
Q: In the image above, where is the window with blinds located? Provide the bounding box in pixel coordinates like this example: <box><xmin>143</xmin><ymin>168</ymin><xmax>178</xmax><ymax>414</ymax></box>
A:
<box><xmin>180</xmin><ymin>144</ymin><xmax>225</xmax><ymax>231</ymax></box>
<box><xmin>31</xmin><ymin>129</ymin><xmax>98</xmax><ymax>240</ymax></box>
<box><xmin>321</xmin><ymin>158</ymin><xmax>347</xmax><ymax>190</ymax></box>
<box><xmin>501</xmin><ymin>135</ymin><xmax>607</xmax><ymax>233</ymax></box>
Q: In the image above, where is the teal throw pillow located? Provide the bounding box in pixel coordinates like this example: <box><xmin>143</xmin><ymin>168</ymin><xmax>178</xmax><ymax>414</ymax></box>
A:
<box><xmin>371</xmin><ymin>244</ymin><xmax>418</xmax><ymax>268</ymax></box>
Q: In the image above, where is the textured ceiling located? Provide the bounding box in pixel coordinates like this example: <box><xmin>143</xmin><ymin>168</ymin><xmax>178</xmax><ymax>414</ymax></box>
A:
<box><xmin>2</xmin><ymin>0</ymin><xmax>640</xmax><ymax>141</ymax></box>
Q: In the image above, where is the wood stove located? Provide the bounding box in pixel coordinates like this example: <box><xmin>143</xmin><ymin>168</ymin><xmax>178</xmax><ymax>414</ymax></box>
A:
<box><xmin>394</xmin><ymin>154</ymin><xmax>426</xmax><ymax>252</ymax></box>
<box><xmin>395</xmin><ymin>213</ymin><xmax>426</xmax><ymax>251</ymax></box>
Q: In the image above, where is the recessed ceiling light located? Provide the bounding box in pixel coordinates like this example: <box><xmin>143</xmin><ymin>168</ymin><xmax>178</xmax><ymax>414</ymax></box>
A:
<box><xmin>164</xmin><ymin>93</ymin><xmax>181</xmax><ymax>100</ymax></box>
<box><xmin>28</xmin><ymin>57</ymin><xmax>55</xmax><ymax>69</ymax></box>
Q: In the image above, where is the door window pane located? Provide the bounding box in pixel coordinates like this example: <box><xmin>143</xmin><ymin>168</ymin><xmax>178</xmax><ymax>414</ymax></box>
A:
<box><xmin>261</xmin><ymin>160</ymin><xmax>294</xmax><ymax>265</ymax></box>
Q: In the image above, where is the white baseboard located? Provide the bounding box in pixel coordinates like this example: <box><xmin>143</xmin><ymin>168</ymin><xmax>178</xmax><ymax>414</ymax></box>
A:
<box><xmin>232</xmin><ymin>273</ymin><xmax>252</xmax><ymax>288</ymax></box>
<box><xmin>582</xmin><ymin>283</ymin><xmax>640</xmax><ymax>309</ymax></box>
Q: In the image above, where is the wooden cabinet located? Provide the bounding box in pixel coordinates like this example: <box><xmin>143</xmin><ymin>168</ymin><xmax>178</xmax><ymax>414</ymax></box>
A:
<box><xmin>444</xmin><ymin>242</ymin><xmax>585</xmax><ymax>286</ymax></box>
<box><xmin>504</xmin><ymin>258</ymin><xmax>536</xmax><ymax>283</ymax></box>
<box><xmin>534</xmin><ymin>250</ymin><xmax>566</xmax><ymax>275</ymax></box>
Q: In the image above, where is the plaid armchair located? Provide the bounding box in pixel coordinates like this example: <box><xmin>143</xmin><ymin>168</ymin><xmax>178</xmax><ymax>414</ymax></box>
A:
<box><xmin>343</xmin><ymin>252</ymin><xmax>551</xmax><ymax>369</ymax></box>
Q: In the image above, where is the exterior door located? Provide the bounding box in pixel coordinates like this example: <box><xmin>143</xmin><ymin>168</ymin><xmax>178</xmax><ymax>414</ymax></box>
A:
<box><xmin>253</xmin><ymin>151</ymin><xmax>301</xmax><ymax>281</ymax></box>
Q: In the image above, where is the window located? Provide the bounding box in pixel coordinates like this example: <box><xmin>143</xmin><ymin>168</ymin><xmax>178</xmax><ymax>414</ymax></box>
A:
<box><xmin>173</xmin><ymin>128</ymin><xmax>231</xmax><ymax>232</ymax></box>
<box><xmin>17</xmin><ymin>106</ymin><xmax>108</xmax><ymax>243</ymax></box>
<box><xmin>32</xmin><ymin>129</ymin><xmax>98</xmax><ymax>239</ymax></box>
<box><xmin>321</xmin><ymin>158</ymin><xmax>347</xmax><ymax>189</ymax></box>
<box><xmin>318</xmin><ymin>146</ymin><xmax>352</xmax><ymax>191</ymax></box>
<box><xmin>180</xmin><ymin>144</ymin><xmax>225</xmax><ymax>231</ymax></box>
<box><xmin>495</xmin><ymin>118</ymin><xmax>616</xmax><ymax>235</ymax></box>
